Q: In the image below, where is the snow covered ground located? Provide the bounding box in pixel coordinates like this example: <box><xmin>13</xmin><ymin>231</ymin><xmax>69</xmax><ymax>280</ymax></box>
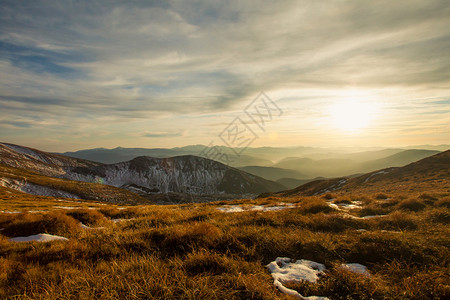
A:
<box><xmin>8</xmin><ymin>233</ymin><xmax>68</xmax><ymax>243</ymax></box>
<box><xmin>267</xmin><ymin>257</ymin><xmax>371</xmax><ymax>299</ymax></box>
<box><xmin>216</xmin><ymin>203</ymin><xmax>295</xmax><ymax>213</ymax></box>
<box><xmin>267</xmin><ymin>257</ymin><xmax>328</xmax><ymax>299</ymax></box>
<box><xmin>328</xmin><ymin>201</ymin><xmax>362</xmax><ymax>211</ymax></box>
<box><xmin>339</xmin><ymin>263</ymin><xmax>370</xmax><ymax>276</ymax></box>
<box><xmin>80</xmin><ymin>223</ymin><xmax>105</xmax><ymax>230</ymax></box>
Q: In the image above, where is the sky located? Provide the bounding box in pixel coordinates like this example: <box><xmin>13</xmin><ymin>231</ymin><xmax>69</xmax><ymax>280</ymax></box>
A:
<box><xmin>0</xmin><ymin>0</ymin><xmax>449</xmax><ymax>152</ymax></box>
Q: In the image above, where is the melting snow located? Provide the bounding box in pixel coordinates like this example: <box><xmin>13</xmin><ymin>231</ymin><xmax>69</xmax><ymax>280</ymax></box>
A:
<box><xmin>328</xmin><ymin>201</ymin><xmax>362</xmax><ymax>211</ymax></box>
<box><xmin>216</xmin><ymin>203</ymin><xmax>295</xmax><ymax>213</ymax></box>
<box><xmin>343</xmin><ymin>213</ymin><xmax>386</xmax><ymax>220</ymax></box>
<box><xmin>111</xmin><ymin>218</ymin><xmax>136</xmax><ymax>223</ymax></box>
<box><xmin>80</xmin><ymin>223</ymin><xmax>105</xmax><ymax>230</ymax></box>
<box><xmin>364</xmin><ymin>170</ymin><xmax>390</xmax><ymax>183</ymax></box>
<box><xmin>8</xmin><ymin>233</ymin><xmax>68</xmax><ymax>243</ymax></box>
<box><xmin>267</xmin><ymin>257</ymin><xmax>328</xmax><ymax>300</ymax></box>
<box><xmin>339</xmin><ymin>263</ymin><xmax>370</xmax><ymax>276</ymax></box>
<box><xmin>54</xmin><ymin>206</ymin><xmax>78</xmax><ymax>210</ymax></box>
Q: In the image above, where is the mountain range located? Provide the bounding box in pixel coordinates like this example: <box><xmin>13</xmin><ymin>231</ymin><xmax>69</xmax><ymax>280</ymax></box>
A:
<box><xmin>1</xmin><ymin>142</ymin><xmax>448</xmax><ymax>204</ymax></box>
<box><xmin>262</xmin><ymin>149</ymin><xmax>450</xmax><ymax>198</ymax></box>
<box><xmin>60</xmin><ymin>145</ymin><xmax>444</xmax><ymax>183</ymax></box>
<box><xmin>0</xmin><ymin>143</ymin><xmax>285</xmax><ymax>202</ymax></box>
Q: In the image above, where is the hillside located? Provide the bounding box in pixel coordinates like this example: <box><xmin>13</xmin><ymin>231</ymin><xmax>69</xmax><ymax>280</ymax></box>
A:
<box><xmin>0</xmin><ymin>143</ymin><xmax>101</xmax><ymax>176</ymax></box>
<box><xmin>66</xmin><ymin>155</ymin><xmax>286</xmax><ymax>195</ymax></box>
<box><xmin>0</xmin><ymin>165</ymin><xmax>149</xmax><ymax>204</ymax></box>
<box><xmin>266</xmin><ymin>150</ymin><xmax>450</xmax><ymax>197</ymax></box>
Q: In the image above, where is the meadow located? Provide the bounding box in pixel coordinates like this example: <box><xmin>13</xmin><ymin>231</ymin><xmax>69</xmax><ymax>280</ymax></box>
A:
<box><xmin>0</xmin><ymin>188</ymin><xmax>449</xmax><ymax>299</ymax></box>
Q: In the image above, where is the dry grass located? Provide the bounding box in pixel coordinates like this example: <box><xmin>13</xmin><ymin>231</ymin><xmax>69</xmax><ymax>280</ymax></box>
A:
<box><xmin>0</xmin><ymin>190</ymin><xmax>449</xmax><ymax>299</ymax></box>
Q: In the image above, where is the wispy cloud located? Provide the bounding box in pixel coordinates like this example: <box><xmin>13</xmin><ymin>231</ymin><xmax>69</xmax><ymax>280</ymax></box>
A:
<box><xmin>0</xmin><ymin>0</ymin><xmax>449</xmax><ymax>150</ymax></box>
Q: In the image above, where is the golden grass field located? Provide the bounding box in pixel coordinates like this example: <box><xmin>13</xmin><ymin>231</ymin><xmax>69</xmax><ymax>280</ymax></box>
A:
<box><xmin>0</xmin><ymin>185</ymin><xmax>449</xmax><ymax>299</ymax></box>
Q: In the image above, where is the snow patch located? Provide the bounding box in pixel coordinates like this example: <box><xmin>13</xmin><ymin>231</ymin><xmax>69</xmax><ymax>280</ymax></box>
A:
<box><xmin>112</xmin><ymin>218</ymin><xmax>136</xmax><ymax>223</ymax></box>
<box><xmin>0</xmin><ymin>178</ymin><xmax>80</xmax><ymax>199</ymax></box>
<box><xmin>364</xmin><ymin>170</ymin><xmax>390</xmax><ymax>183</ymax></box>
<box><xmin>80</xmin><ymin>223</ymin><xmax>105</xmax><ymax>230</ymax></box>
<box><xmin>8</xmin><ymin>233</ymin><xmax>68</xmax><ymax>243</ymax></box>
<box><xmin>217</xmin><ymin>203</ymin><xmax>295</xmax><ymax>213</ymax></box>
<box><xmin>343</xmin><ymin>213</ymin><xmax>386</xmax><ymax>220</ymax></box>
<box><xmin>328</xmin><ymin>201</ymin><xmax>362</xmax><ymax>211</ymax></box>
<box><xmin>339</xmin><ymin>263</ymin><xmax>370</xmax><ymax>276</ymax></box>
<box><xmin>0</xmin><ymin>210</ymin><xmax>20</xmax><ymax>214</ymax></box>
<box><xmin>54</xmin><ymin>206</ymin><xmax>78</xmax><ymax>210</ymax></box>
<box><xmin>267</xmin><ymin>257</ymin><xmax>328</xmax><ymax>300</ymax></box>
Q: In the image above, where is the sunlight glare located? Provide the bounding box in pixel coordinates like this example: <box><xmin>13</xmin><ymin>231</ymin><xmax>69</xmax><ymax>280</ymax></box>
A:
<box><xmin>328</xmin><ymin>99</ymin><xmax>376</xmax><ymax>133</ymax></box>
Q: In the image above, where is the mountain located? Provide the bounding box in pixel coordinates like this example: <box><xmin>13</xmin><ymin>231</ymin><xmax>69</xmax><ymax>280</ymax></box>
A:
<box><xmin>264</xmin><ymin>150</ymin><xmax>450</xmax><ymax>197</ymax></box>
<box><xmin>66</xmin><ymin>155</ymin><xmax>286</xmax><ymax>195</ymax></box>
<box><xmin>272</xmin><ymin>149</ymin><xmax>441</xmax><ymax>178</ymax></box>
<box><xmin>1</xmin><ymin>143</ymin><xmax>286</xmax><ymax>199</ymax></box>
<box><xmin>61</xmin><ymin>146</ymin><xmax>274</xmax><ymax>167</ymax></box>
<box><xmin>238</xmin><ymin>166</ymin><xmax>305</xmax><ymax>181</ymax></box>
<box><xmin>273</xmin><ymin>157</ymin><xmax>357</xmax><ymax>178</ymax></box>
<box><xmin>0</xmin><ymin>142</ymin><xmax>101</xmax><ymax>177</ymax></box>
<box><xmin>357</xmin><ymin>149</ymin><xmax>440</xmax><ymax>173</ymax></box>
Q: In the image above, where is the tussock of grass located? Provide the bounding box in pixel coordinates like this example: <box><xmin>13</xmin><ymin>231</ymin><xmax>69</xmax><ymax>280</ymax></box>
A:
<box><xmin>301</xmin><ymin>198</ymin><xmax>334</xmax><ymax>214</ymax></box>
<box><xmin>377</xmin><ymin>211</ymin><xmax>419</xmax><ymax>231</ymax></box>
<box><xmin>66</xmin><ymin>209</ymin><xmax>108</xmax><ymax>226</ymax></box>
<box><xmin>0</xmin><ymin>211</ymin><xmax>81</xmax><ymax>237</ymax></box>
<box><xmin>398</xmin><ymin>199</ymin><xmax>427</xmax><ymax>212</ymax></box>
<box><xmin>332</xmin><ymin>198</ymin><xmax>352</xmax><ymax>205</ymax></box>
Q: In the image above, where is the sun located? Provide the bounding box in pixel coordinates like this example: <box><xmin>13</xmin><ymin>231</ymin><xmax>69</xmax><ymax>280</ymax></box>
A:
<box><xmin>328</xmin><ymin>100</ymin><xmax>375</xmax><ymax>133</ymax></box>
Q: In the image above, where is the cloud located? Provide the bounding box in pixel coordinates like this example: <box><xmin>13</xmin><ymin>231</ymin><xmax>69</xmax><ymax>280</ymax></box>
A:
<box><xmin>142</xmin><ymin>131</ymin><xmax>185</xmax><ymax>138</ymax></box>
<box><xmin>0</xmin><ymin>0</ymin><xmax>449</xmax><ymax>149</ymax></box>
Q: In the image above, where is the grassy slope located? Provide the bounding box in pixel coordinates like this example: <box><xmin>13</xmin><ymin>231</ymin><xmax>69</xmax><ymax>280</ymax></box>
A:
<box><xmin>0</xmin><ymin>151</ymin><xmax>448</xmax><ymax>299</ymax></box>
<box><xmin>0</xmin><ymin>165</ymin><xmax>151</xmax><ymax>205</ymax></box>
<box><xmin>0</xmin><ymin>190</ymin><xmax>449</xmax><ymax>299</ymax></box>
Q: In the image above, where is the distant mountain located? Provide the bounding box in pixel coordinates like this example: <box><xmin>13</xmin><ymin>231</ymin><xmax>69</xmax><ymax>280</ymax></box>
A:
<box><xmin>404</xmin><ymin>144</ymin><xmax>450</xmax><ymax>151</ymax></box>
<box><xmin>61</xmin><ymin>146</ymin><xmax>274</xmax><ymax>167</ymax></box>
<box><xmin>272</xmin><ymin>149</ymin><xmax>441</xmax><ymax>178</ymax></box>
<box><xmin>273</xmin><ymin>157</ymin><xmax>356</xmax><ymax>178</ymax></box>
<box><xmin>357</xmin><ymin>149</ymin><xmax>440</xmax><ymax>173</ymax></box>
<box><xmin>238</xmin><ymin>166</ymin><xmax>305</xmax><ymax>181</ymax></box>
<box><xmin>62</xmin><ymin>147</ymin><xmax>182</xmax><ymax>164</ymax></box>
<box><xmin>1</xmin><ymin>143</ymin><xmax>285</xmax><ymax>198</ymax></box>
<box><xmin>300</xmin><ymin>148</ymin><xmax>404</xmax><ymax>162</ymax></box>
<box><xmin>264</xmin><ymin>150</ymin><xmax>450</xmax><ymax>197</ymax></box>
